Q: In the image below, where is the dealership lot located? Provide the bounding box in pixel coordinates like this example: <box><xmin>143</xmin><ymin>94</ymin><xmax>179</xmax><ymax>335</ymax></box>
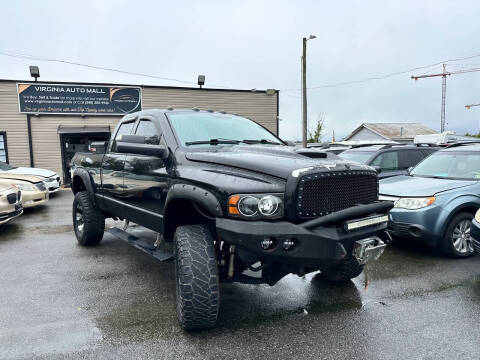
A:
<box><xmin>1</xmin><ymin>191</ymin><xmax>480</xmax><ymax>359</ymax></box>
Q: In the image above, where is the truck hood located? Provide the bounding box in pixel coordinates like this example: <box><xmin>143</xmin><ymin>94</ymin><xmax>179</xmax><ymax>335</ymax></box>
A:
<box><xmin>185</xmin><ymin>145</ymin><xmax>371</xmax><ymax>179</ymax></box>
<box><xmin>379</xmin><ymin>175</ymin><xmax>477</xmax><ymax>197</ymax></box>
<box><xmin>1</xmin><ymin>167</ymin><xmax>56</xmax><ymax>178</ymax></box>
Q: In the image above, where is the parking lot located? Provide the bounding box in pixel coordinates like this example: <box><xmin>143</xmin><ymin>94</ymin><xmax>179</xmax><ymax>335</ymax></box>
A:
<box><xmin>0</xmin><ymin>190</ymin><xmax>479</xmax><ymax>359</ymax></box>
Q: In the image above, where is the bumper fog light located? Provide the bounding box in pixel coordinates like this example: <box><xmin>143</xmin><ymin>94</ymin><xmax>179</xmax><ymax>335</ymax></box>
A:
<box><xmin>282</xmin><ymin>238</ymin><xmax>296</xmax><ymax>251</ymax></box>
<box><xmin>261</xmin><ymin>237</ymin><xmax>275</xmax><ymax>250</ymax></box>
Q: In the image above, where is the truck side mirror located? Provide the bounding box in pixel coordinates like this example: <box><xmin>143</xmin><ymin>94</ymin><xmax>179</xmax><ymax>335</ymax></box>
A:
<box><xmin>116</xmin><ymin>135</ymin><xmax>168</xmax><ymax>159</ymax></box>
<box><xmin>373</xmin><ymin>165</ymin><xmax>382</xmax><ymax>174</ymax></box>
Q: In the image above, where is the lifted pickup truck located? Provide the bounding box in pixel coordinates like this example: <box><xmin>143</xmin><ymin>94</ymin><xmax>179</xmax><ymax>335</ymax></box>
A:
<box><xmin>71</xmin><ymin>109</ymin><xmax>392</xmax><ymax>330</ymax></box>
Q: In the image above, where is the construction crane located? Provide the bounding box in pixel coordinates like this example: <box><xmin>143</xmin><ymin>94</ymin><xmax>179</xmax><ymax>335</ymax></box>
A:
<box><xmin>465</xmin><ymin>103</ymin><xmax>480</xmax><ymax>110</ymax></box>
<box><xmin>411</xmin><ymin>64</ymin><xmax>480</xmax><ymax>132</ymax></box>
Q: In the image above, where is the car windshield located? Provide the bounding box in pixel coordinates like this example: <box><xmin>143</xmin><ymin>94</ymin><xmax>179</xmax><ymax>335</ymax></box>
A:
<box><xmin>339</xmin><ymin>151</ymin><xmax>373</xmax><ymax>164</ymax></box>
<box><xmin>168</xmin><ymin>112</ymin><xmax>282</xmax><ymax>146</ymax></box>
<box><xmin>0</xmin><ymin>161</ymin><xmax>16</xmax><ymax>171</ymax></box>
<box><xmin>410</xmin><ymin>150</ymin><xmax>480</xmax><ymax>179</ymax></box>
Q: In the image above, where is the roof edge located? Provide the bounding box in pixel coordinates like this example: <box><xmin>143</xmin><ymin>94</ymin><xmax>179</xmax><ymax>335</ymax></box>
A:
<box><xmin>0</xmin><ymin>78</ymin><xmax>279</xmax><ymax>94</ymax></box>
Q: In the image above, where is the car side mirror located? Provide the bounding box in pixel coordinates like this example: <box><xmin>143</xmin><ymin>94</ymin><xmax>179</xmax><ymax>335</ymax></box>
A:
<box><xmin>407</xmin><ymin>166</ymin><xmax>413</xmax><ymax>174</ymax></box>
<box><xmin>373</xmin><ymin>165</ymin><xmax>382</xmax><ymax>174</ymax></box>
<box><xmin>116</xmin><ymin>135</ymin><xmax>168</xmax><ymax>159</ymax></box>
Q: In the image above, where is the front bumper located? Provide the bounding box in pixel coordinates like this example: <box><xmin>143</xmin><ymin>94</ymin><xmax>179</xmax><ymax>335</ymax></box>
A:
<box><xmin>386</xmin><ymin>206</ymin><xmax>442</xmax><ymax>246</ymax></box>
<box><xmin>216</xmin><ymin>202</ymin><xmax>392</xmax><ymax>269</ymax></box>
<box><xmin>471</xmin><ymin>219</ymin><xmax>480</xmax><ymax>254</ymax></box>
<box><xmin>22</xmin><ymin>190</ymin><xmax>49</xmax><ymax>208</ymax></box>
<box><xmin>0</xmin><ymin>203</ymin><xmax>23</xmax><ymax>225</ymax></box>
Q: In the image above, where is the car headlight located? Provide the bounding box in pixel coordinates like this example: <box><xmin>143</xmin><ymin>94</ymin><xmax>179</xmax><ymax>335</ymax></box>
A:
<box><xmin>228</xmin><ymin>194</ymin><xmax>284</xmax><ymax>220</ymax></box>
<box><xmin>15</xmin><ymin>184</ymin><xmax>35</xmax><ymax>191</ymax></box>
<box><xmin>394</xmin><ymin>197</ymin><xmax>436</xmax><ymax>210</ymax></box>
<box><xmin>475</xmin><ymin>209</ymin><xmax>480</xmax><ymax>223</ymax></box>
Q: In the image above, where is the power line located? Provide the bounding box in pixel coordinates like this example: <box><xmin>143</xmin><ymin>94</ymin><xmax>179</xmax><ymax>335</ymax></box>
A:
<box><xmin>0</xmin><ymin>50</ymin><xmax>234</xmax><ymax>88</ymax></box>
<box><xmin>282</xmin><ymin>53</ymin><xmax>480</xmax><ymax>92</ymax></box>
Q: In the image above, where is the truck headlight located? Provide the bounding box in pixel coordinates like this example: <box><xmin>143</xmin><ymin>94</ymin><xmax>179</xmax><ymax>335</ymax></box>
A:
<box><xmin>475</xmin><ymin>209</ymin><xmax>480</xmax><ymax>223</ymax></box>
<box><xmin>228</xmin><ymin>194</ymin><xmax>284</xmax><ymax>220</ymax></box>
<box><xmin>394</xmin><ymin>197</ymin><xmax>436</xmax><ymax>210</ymax></box>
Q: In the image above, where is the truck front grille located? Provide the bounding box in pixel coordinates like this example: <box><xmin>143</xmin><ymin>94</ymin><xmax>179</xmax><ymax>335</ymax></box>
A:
<box><xmin>6</xmin><ymin>193</ymin><xmax>17</xmax><ymax>204</ymax></box>
<box><xmin>296</xmin><ymin>171</ymin><xmax>378</xmax><ymax>219</ymax></box>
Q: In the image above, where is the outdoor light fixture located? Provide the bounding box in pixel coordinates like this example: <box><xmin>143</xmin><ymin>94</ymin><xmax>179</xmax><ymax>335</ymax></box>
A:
<box><xmin>198</xmin><ymin>75</ymin><xmax>205</xmax><ymax>88</ymax></box>
<box><xmin>29</xmin><ymin>66</ymin><xmax>40</xmax><ymax>82</ymax></box>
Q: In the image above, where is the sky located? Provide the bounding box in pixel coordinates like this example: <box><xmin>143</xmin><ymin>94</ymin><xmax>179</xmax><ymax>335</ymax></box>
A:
<box><xmin>1</xmin><ymin>0</ymin><xmax>480</xmax><ymax>141</ymax></box>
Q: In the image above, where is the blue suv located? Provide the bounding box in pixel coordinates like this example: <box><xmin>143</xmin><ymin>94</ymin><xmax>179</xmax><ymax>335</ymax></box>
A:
<box><xmin>379</xmin><ymin>142</ymin><xmax>480</xmax><ymax>257</ymax></box>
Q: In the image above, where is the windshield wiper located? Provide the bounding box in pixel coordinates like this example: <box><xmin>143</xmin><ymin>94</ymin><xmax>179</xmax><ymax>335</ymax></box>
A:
<box><xmin>185</xmin><ymin>138</ymin><xmax>241</xmax><ymax>146</ymax></box>
<box><xmin>242</xmin><ymin>139</ymin><xmax>282</xmax><ymax>145</ymax></box>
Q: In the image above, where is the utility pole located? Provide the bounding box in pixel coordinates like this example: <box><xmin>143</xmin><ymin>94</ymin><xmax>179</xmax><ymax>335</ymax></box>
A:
<box><xmin>411</xmin><ymin>65</ymin><xmax>480</xmax><ymax>133</ymax></box>
<box><xmin>440</xmin><ymin>64</ymin><xmax>447</xmax><ymax>133</ymax></box>
<box><xmin>301</xmin><ymin>35</ymin><xmax>316</xmax><ymax>147</ymax></box>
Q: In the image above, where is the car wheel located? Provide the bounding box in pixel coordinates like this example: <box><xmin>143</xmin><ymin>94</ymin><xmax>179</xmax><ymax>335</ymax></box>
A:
<box><xmin>440</xmin><ymin>212</ymin><xmax>474</xmax><ymax>258</ymax></box>
<box><xmin>321</xmin><ymin>255</ymin><xmax>364</xmax><ymax>283</ymax></box>
<box><xmin>174</xmin><ymin>224</ymin><xmax>219</xmax><ymax>330</ymax></box>
<box><xmin>72</xmin><ymin>191</ymin><xmax>105</xmax><ymax>246</ymax></box>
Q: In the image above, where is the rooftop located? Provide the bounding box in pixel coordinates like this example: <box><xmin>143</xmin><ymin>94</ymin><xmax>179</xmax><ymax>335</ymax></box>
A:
<box><xmin>346</xmin><ymin>123</ymin><xmax>438</xmax><ymax>141</ymax></box>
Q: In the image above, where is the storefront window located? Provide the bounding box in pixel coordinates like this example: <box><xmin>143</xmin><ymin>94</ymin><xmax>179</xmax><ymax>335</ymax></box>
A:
<box><xmin>0</xmin><ymin>132</ymin><xmax>7</xmax><ymax>163</ymax></box>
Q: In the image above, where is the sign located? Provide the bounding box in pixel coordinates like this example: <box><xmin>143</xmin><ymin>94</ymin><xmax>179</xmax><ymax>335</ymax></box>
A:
<box><xmin>17</xmin><ymin>83</ymin><xmax>142</xmax><ymax>115</ymax></box>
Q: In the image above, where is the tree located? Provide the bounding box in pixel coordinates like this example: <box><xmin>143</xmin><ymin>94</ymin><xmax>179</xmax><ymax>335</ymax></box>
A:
<box><xmin>307</xmin><ymin>113</ymin><xmax>325</xmax><ymax>143</ymax></box>
<box><xmin>465</xmin><ymin>131</ymin><xmax>480</xmax><ymax>138</ymax></box>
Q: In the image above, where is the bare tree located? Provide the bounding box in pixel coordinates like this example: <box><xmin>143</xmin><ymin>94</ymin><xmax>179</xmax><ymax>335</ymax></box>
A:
<box><xmin>307</xmin><ymin>112</ymin><xmax>326</xmax><ymax>143</ymax></box>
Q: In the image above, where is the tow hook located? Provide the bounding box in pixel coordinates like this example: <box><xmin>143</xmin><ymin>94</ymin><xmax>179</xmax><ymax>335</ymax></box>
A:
<box><xmin>353</xmin><ymin>237</ymin><xmax>386</xmax><ymax>265</ymax></box>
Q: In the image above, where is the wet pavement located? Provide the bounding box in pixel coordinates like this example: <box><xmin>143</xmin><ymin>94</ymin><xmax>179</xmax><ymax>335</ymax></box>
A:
<box><xmin>1</xmin><ymin>190</ymin><xmax>480</xmax><ymax>359</ymax></box>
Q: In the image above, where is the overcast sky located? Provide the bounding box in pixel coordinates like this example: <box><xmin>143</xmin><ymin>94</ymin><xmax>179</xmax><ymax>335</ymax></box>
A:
<box><xmin>1</xmin><ymin>0</ymin><xmax>480</xmax><ymax>140</ymax></box>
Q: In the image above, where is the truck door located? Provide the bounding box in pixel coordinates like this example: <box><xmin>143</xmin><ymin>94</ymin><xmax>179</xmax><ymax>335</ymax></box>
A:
<box><xmin>122</xmin><ymin>117</ymin><xmax>169</xmax><ymax>215</ymax></box>
<box><xmin>101</xmin><ymin>120</ymin><xmax>136</xmax><ymax>199</ymax></box>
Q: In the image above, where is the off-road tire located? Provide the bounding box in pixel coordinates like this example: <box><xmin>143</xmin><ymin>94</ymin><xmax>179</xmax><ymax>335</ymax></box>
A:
<box><xmin>174</xmin><ymin>224</ymin><xmax>219</xmax><ymax>330</ymax></box>
<box><xmin>321</xmin><ymin>255</ymin><xmax>364</xmax><ymax>283</ymax></box>
<box><xmin>440</xmin><ymin>212</ymin><xmax>474</xmax><ymax>258</ymax></box>
<box><xmin>72</xmin><ymin>191</ymin><xmax>105</xmax><ymax>246</ymax></box>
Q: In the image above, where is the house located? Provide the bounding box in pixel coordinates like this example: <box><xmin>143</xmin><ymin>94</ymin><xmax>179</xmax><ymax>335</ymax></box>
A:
<box><xmin>344</xmin><ymin>123</ymin><xmax>437</xmax><ymax>144</ymax></box>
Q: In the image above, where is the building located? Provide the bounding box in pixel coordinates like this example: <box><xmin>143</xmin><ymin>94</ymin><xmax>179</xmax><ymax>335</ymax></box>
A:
<box><xmin>0</xmin><ymin>79</ymin><xmax>279</xmax><ymax>183</ymax></box>
<box><xmin>343</xmin><ymin>123</ymin><xmax>437</xmax><ymax>144</ymax></box>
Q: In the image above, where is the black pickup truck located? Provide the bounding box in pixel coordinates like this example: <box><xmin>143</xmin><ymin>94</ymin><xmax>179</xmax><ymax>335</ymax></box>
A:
<box><xmin>70</xmin><ymin>109</ymin><xmax>392</xmax><ymax>330</ymax></box>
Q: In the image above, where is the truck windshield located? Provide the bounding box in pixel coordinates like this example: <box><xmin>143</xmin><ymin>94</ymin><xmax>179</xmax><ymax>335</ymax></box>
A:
<box><xmin>410</xmin><ymin>151</ymin><xmax>480</xmax><ymax>179</ymax></box>
<box><xmin>339</xmin><ymin>151</ymin><xmax>373</xmax><ymax>164</ymax></box>
<box><xmin>168</xmin><ymin>112</ymin><xmax>282</xmax><ymax>146</ymax></box>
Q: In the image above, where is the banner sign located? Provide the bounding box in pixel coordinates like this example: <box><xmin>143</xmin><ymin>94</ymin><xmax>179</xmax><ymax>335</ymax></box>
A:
<box><xmin>17</xmin><ymin>83</ymin><xmax>142</xmax><ymax>115</ymax></box>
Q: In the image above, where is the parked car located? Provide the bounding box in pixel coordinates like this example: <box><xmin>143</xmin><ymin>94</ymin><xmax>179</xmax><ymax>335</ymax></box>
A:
<box><xmin>339</xmin><ymin>144</ymin><xmax>439</xmax><ymax>179</ymax></box>
<box><xmin>70</xmin><ymin>109</ymin><xmax>392</xmax><ymax>330</ymax></box>
<box><xmin>0</xmin><ymin>161</ymin><xmax>61</xmax><ymax>193</ymax></box>
<box><xmin>0</xmin><ymin>174</ymin><xmax>49</xmax><ymax>208</ymax></box>
<box><xmin>379</xmin><ymin>142</ymin><xmax>480</xmax><ymax>257</ymax></box>
<box><xmin>471</xmin><ymin>209</ymin><xmax>480</xmax><ymax>254</ymax></box>
<box><xmin>0</xmin><ymin>184</ymin><xmax>23</xmax><ymax>226</ymax></box>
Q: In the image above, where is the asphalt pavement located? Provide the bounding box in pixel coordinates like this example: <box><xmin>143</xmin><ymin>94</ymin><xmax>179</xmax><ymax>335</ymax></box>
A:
<box><xmin>1</xmin><ymin>190</ymin><xmax>479</xmax><ymax>359</ymax></box>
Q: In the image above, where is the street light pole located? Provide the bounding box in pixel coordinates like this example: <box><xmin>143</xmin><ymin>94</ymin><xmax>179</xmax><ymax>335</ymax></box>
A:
<box><xmin>301</xmin><ymin>35</ymin><xmax>316</xmax><ymax>148</ymax></box>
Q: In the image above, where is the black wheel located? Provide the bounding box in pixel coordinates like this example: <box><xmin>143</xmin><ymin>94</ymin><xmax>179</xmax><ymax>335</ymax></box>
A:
<box><xmin>174</xmin><ymin>224</ymin><xmax>219</xmax><ymax>330</ymax></box>
<box><xmin>321</xmin><ymin>255</ymin><xmax>364</xmax><ymax>283</ymax></box>
<box><xmin>440</xmin><ymin>212</ymin><xmax>474</xmax><ymax>258</ymax></box>
<box><xmin>72</xmin><ymin>191</ymin><xmax>105</xmax><ymax>246</ymax></box>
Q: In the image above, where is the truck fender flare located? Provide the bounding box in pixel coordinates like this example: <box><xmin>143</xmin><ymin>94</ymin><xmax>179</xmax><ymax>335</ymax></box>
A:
<box><xmin>165</xmin><ymin>184</ymin><xmax>223</xmax><ymax>217</ymax></box>
<box><xmin>72</xmin><ymin>167</ymin><xmax>97</xmax><ymax>206</ymax></box>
